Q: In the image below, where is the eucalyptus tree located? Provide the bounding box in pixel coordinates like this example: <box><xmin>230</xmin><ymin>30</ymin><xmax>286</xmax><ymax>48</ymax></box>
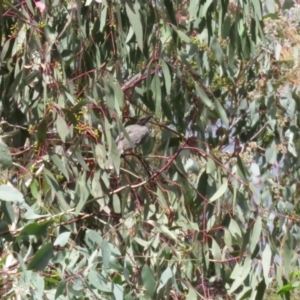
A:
<box><xmin>0</xmin><ymin>0</ymin><xmax>299</xmax><ymax>299</ymax></box>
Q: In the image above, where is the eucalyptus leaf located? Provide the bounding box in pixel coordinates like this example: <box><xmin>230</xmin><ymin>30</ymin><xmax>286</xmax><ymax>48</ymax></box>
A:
<box><xmin>0</xmin><ymin>142</ymin><xmax>13</xmax><ymax>169</ymax></box>
<box><xmin>27</xmin><ymin>243</ymin><xmax>54</xmax><ymax>271</ymax></box>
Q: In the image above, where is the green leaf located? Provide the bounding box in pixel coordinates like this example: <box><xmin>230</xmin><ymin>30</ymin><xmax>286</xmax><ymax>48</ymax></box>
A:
<box><xmin>211</xmin><ymin>238</ymin><xmax>221</xmax><ymax>260</ymax></box>
<box><xmin>156</xmin><ymin>187</ymin><xmax>168</xmax><ymax>208</ymax></box>
<box><xmin>44</xmin><ymin>170</ymin><xmax>70</xmax><ymax>211</ymax></box>
<box><xmin>214</xmin><ymin>98</ymin><xmax>229</xmax><ymax>129</ymax></box>
<box><xmin>26</xmin><ymin>0</ymin><xmax>35</xmax><ymax>14</ymax></box>
<box><xmin>75</xmin><ymin>175</ymin><xmax>89</xmax><ymax>215</ymax></box>
<box><xmin>237</xmin><ymin>157</ymin><xmax>249</xmax><ymax>183</ymax></box>
<box><xmin>283</xmin><ymin>236</ymin><xmax>292</xmax><ymax>276</ymax></box>
<box><xmin>189</xmin><ymin>0</ymin><xmax>199</xmax><ymax>19</ymax></box>
<box><xmin>228</xmin><ymin>218</ymin><xmax>242</xmax><ymax>239</ymax></box>
<box><xmin>124</xmin><ymin>293</ymin><xmax>134</xmax><ymax>300</ymax></box>
<box><xmin>195</xmin><ymin>84</ymin><xmax>213</xmax><ymax>108</ymax></box>
<box><xmin>27</xmin><ymin>243</ymin><xmax>53</xmax><ymax>270</ymax></box>
<box><xmin>125</xmin><ymin>1</ymin><xmax>143</xmax><ymax>52</ymax></box>
<box><xmin>113</xmin><ymin>194</ymin><xmax>121</xmax><ymax>213</ymax></box>
<box><xmin>161</xmin><ymin>60</ymin><xmax>171</xmax><ymax>95</ymax></box>
<box><xmin>196</xmin><ymin>171</ymin><xmax>208</xmax><ymax>201</ymax></box>
<box><xmin>55</xmin><ymin>280</ymin><xmax>67</xmax><ymax>299</ymax></box>
<box><xmin>88</xmin><ymin>270</ymin><xmax>112</xmax><ymax>292</ymax></box>
<box><xmin>63</xmin><ymin>89</ymin><xmax>75</xmax><ymax>105</ymax></box>
<box><xmin>95</xmin><ymin>143</ymin><xmax>106</xmax><ymax>169</ymax></box>
<box><xmin>85</xmin><ymin>229</ymin><xmax>103</xmax><ymax>248</ymax></box>
<box><xmin>22</xmin><ymin>70</ymin><xmax>39</xmax><ymax>87</ymax></box>
<box><xmin>100</xmin><ymin>4</ymin><xmax>108</xmax><ymax>32</ymax></box>
<box><xmin>209</xmin><ymin>179</ymin><xmax>228</xmax><ymax>203</ymax></box>
<box><xmin>101</xmin><ymin>240</ymin><xmax>111</xmax><ymax>271</ymax></box>
<box><xmin>141</xmin><ymin>265</ymin><xmax>156</xmax><ymax>297</ymax></box>
<box><xmin>56</xmin><ymin>113</ymin><xmax>69</xmax><ymax>142</ymax></box>
<box><xmin>187</xmin><ymin>286</ymin><xmax>198</xmax><ymax>299</ymax></box>
<box><xmin>176</xmin><ymin>29</ymin><xmax>191</xmax><ymax>43</ymax></box>
<box><xmin>111</xmin><ymin>77</ymin><xmax>124</xmax><ymax>110</ymax></box>
<box><xmin>163</xmin><ymin>0</ymin><xmax>177</xmax><ymax>26</ymax></box>
<box><xmin>157</xmin><ymin>267</ymin><xmax>173</xmax><ymax>292</ymax></box>
<box><xmin>211</xmin><ymin>36</ymin><xmax>224</xmax><ymax>64</ymax></box>
<box><xmin>113</xmin><ymin>284</ymin><xmax>123</xmax><ymax>300</ymax></box>
<box><xmin>265</xmin><ymin>143</ymin><xmax>277</xmax><ymax>165</ymax></box>
<box><xmin>274</xmin><ymin>42</ymin><xmax>282</xmax><ymax>60</ymax></box>
<box><xmin>0</xmin><ymin>142</ymin><xmax>13</xmax><ymax>169</ymax></box>
<box><xmin>229</xmin><ymin>255</ymin><xmax>252</xmax><ymax>293</ymax></box>
<box><xmin>199</xmin><ymin>0</ymin><xmax>213</xmax><ymax>17</ymax></box>
<box><xmin>75</xmin><ymin>148</ymin><xmax>90</xmax><ymax>171</ymax></box>
<box><xmin>262</xmin><ymin>244</ymin><xmax>272</xmax><ymax>285</ymax></box>
<box><xmin>252</xmin><ymin>0</ymin><xmax>263</xmax><ymax>20</ymax></box>
<box><xmin>1</xmin><ymin>201</ymin><xmax>15</xmax><ymax>224</ymax></box>
<box><xmin>1</xmin><ymin>1</ymin><xmax>27</xmax><ymax>21</ymax></box>
<box><xmin>50</xmin><ymin>153</ymin><xmax>70</xmax><ymax>181</ymax></box>
<box><xmin>23</xmin><ymin>210</ymin><xmax>49</xmax><ymax>220</ymax></box>
<box><xmin>151</xmin><ymin>73</ymin><xmax>162</xmax><ymax>117</ymax></box>
<box><xmin>0</xmin><ymin>220</ymin><xmax>13</xmax><ymax>241</ymax></box>
<box><xmin>147</xmin><ymin>220</ymin><xmax>177</xmax><ymax>241</ymax></box>
<box><xmin>0</xmin><ymin>39</ymin><xmax>12</xmax><ymax>62</ymax></box>
<box><xmin>250</xmin><ymin>163</ymin><xmax>260</xmax><ymax>176</ymax></box>
<box><xmin>0</xmin><ymin>185</ymin><xmax>24</xmax><ymax>203</ymax></box>
<box><xmin>54</xmin><ymin>232</ymin><xmax>71</xmax><ymax>247</ymax></box>
<box><xmin>250</xmin><ymin>216</ymin><xmax>262</xmax><ymax>254</ymax></box>
<box><xmin>37</xmin><ymin>118</ymin><xmax>48</xmax><ymax>145</ymax></box>
<box><xmin>19</xmin><ymin>221</ymin><xmax>53</xmax><ymax>237</ymax></box>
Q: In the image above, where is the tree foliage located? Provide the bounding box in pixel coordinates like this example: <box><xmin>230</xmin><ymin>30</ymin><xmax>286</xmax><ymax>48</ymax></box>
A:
<box><xmin>1</xmin><ymin>0</ymin><xmax>300</xmax><ymax>299</ymax></box>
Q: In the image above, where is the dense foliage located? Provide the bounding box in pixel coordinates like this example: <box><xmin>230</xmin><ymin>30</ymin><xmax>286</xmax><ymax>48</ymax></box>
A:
<box><xmin>1</xmin><ymin>0</ymin><xmax>300</xmax><ymax>299</ymax></box>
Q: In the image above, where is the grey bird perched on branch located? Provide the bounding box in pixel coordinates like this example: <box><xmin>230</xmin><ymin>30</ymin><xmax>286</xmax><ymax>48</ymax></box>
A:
<box><xmin>116</xmin><ymin>115</ymin><xmax>152</xmax><ymax>154</ymax></box>
<box><xmin>108</xmin><ymin>115</ymin><xmax>153</xmax><ymax>169</ymax></box>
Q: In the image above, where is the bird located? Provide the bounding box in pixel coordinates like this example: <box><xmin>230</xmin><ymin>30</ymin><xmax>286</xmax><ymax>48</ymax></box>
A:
<box><xmin>116</xmin><ymin>115</ymin><xmax>153</xmax><ymax>154</ymax></box>
<box><xmin>108</xmin><ymin>115</ymin><xmax>153</xmax><ymax>169</ymax></box>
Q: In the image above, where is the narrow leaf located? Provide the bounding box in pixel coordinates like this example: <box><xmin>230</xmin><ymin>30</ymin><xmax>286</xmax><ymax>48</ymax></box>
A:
<box><xmin>56</xmin><ymin>113</ymin><xmax>69</xmax><ymax>142</ymax></box>
<box><xmin>151</xmin><ymin>73</ymin><xmax>162</xmax><ymax>117</ymax></box>
<box><xmin>157</xmin><ymin>267</ymin><xmax>173</xmax><ymax>292</ymax></box>
<box><xmin>161</xmin><ymin>60</ymin><xmax>171</xmax><ymax>95</ymax></box>
<box><xmin>19</xmin><ymin>221</ymin><xmax>52</xmax><ymax>237</ymax></box>
<box><xmin>54</xmin><ymin>232</ymin><xmax>71</xmax><ymax>247</ymax></box>
<box><xmin>250</xmin><ymin>216</ymin><xmax>262</xmax><ymax>254</ymax></box>
<box><xmin>27</xmin><ymin>243</ymin><xmax>53</xmax><ymax>270</ymax></box>
<box><xmin>195</xmin><ymin>84</ymin><xmax>213</xmax><ymax>108</ymax></box>
<box><xmin>0</xmin><ymin>185</ymin><xmax>24</xmax><ymax>203</ymax></box>
<box><xmin>50</xmin><ymin>153</ymin><xmax>70</xmax><ymax>181</ymax></box>
<box><xmin>0</xmin><ymin>142</ymin><xmax>13</xmax><ymax>168</ymax></box>
<box><xmin>101</xmin><ymin>240</ymin><xmax>111</xmax><ymax>271</ymax></box>
<box><xmin>141</xmin><ymin>265</ymin><xmax>156</xmax><ymax>297</ymax></box>
<box><xmin>262</xmin><ymin>244</ymin><xmax>272</xmax><ymax>285</ymax></box>
<box><xmin>211</xmin><ymin>37</ymin><xmax>224</xmax><ymax>64</ymax></box>
<box><xmin>125</xmin><ymin>1</ymin><xmax>143</xmax><ymax>51</ymax></box>
<box><xmin>209</xmin><ymin>179</ymin><xmax>228</xmax><ymax>202</ymax></box>
<box><xmin>214</xmin><ymin>98</ymin><xmax>229</xmax><ymax>129</ymax></box>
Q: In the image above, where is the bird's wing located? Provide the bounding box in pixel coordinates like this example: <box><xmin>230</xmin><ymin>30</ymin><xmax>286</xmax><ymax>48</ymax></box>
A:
<box><xmin>134</xmin><ymin>126</ymin><xmax>149</xmax><ymax>144</ymax></box>
<box><xmin>115</xmin><ymin>125</ymin><xmax>135</xmax><ymax>143</ymax></box>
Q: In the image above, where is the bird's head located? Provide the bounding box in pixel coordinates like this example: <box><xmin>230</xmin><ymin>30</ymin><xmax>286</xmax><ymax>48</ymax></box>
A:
<box><xmin>136</xmin><ymin>115</ymin><xmax>153</xmax><ymax>126</ymax></box>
